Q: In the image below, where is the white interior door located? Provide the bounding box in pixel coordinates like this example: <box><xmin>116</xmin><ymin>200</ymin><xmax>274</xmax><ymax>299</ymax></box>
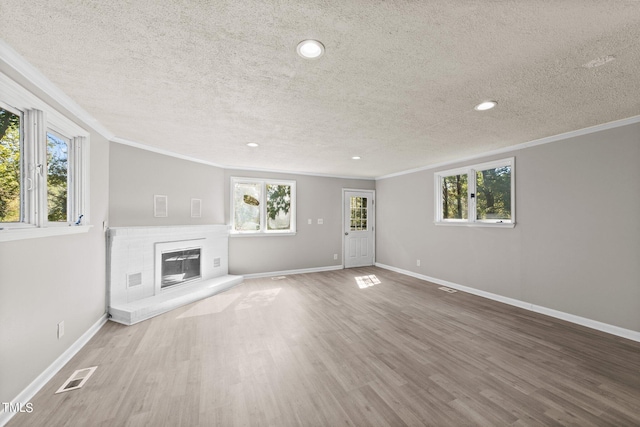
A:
<box><xmin>343</xmin><ymin>190</ymin><xmax>375</xmax><ymax>268</ymax></box>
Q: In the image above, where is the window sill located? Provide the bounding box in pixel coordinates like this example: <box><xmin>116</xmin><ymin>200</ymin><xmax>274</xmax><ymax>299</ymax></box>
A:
<box><xmin>435</xmin><ymin>222</ymin><xmax>515</xmax><ymax>228</ymax></box>
<box><xmin>230</xmin><ymin>231</ymin><xmax>297</xmax><ymax>237</ymax></box>
<box><xmin>0</xmin><ymin>225</ymin><xmax>93</xmax><ymax>242</ymax></box>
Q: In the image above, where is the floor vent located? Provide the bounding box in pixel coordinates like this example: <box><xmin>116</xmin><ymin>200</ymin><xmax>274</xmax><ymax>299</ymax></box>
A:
<box><xmin>55</xmin><ymin>366</ymin><xmax>98</xmax><ymax>394</ymax></box>
<box><xmin>271</xmin><ymin>276</ymin><xmax>287</xmax><ymax>280</ymax></box>
<box><xmin>438</xmin><ymin>286</ymin><xmax>457</xmax><ymax>294</ymax></box>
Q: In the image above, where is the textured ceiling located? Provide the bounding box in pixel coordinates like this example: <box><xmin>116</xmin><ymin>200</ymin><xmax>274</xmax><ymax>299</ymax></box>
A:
<box><xmin>1</xmin><ymin>1</ymin><xmax>639</xmax><ymax>178</ymax></box>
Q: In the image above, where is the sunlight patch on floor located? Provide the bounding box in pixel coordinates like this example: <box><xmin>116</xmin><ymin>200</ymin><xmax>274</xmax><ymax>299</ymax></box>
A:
<box><xmin>177</xmin><ymin>293</ymin><xmax>241</xmax><ymax>319</ymax></box>
<box><xmin>355</xmin><ymin>275</ymin><xmax>381</xmax><ymax>289</ymax></box>
<box><xmin>236</xmin><ymin>288</ymin><xmax>282</xmax><ymax>310</ymax></box>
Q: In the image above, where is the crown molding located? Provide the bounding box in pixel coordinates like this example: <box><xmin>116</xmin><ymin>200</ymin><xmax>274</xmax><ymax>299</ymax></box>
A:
<box><xmin>0</xmin><ymin>38</ymin><xmax>372</xmax><ymax>181</ymax></box>
<box><xmin>112</xmin><ymin>137</ymin><xmax>375</xmax><ymax>180</ymax></box>
<box><xmin>376</xmin><ymin>115</ymin><xmax>640</xmax><ymax>180</ymax></box>
<box><xmin>224</xmin><ymin>164</ymin><xmax>376</xmax><ymax>181</ymax></box>
<box><xmin>110</xmin><ymin>136</ymin><xmax>227</xmax><ymax>168</ymax></box>
<box><xmin>0</xmin><ymin>38</ymin><xmax>114</xmax><ymax>140</ymax></box>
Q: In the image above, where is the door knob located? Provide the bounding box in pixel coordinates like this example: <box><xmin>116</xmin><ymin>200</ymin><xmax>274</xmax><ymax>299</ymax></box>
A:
<box><xmin>345</xmin><ymin>232</ymin><xmax>349</xmax><ymax>235</ymax></box>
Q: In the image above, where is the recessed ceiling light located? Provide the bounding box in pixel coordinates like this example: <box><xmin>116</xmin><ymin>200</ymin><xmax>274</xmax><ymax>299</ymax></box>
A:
<box><xmin>297</xmin><ymin>40</ymin><xmax>325</xmax><ymax>59</ymax></box>
<box><xmin>247</xmin><ymin>142</ymin><xmax>259</xmax><ymax>148</ymax></box>
<box><xmin>474</xmin><ymin>101</ymin><xmax>497</xmax><ymax>111</ymax></box>
<box><xmin>352</xmin><ymin>156</ymin><xmax>361</xmax><ymax>160</ymax></box>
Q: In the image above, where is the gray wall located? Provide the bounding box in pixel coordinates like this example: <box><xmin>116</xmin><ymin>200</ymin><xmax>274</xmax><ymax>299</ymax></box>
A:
<box><xmin>0</xmin><ymin>80</ymin><xmax>110</xmax><ymax>403</ymax></box>
<box><xmin>224</xmin><ymin>169</ymin><xmax>375</xmax><ymax>275</ymax></box>
<box><xmin>376</xmin><ymin>122</ymin><xmax>640</xmax><ymax>331</ymax></box>
<box><xmin>109</xmin><ymin>146</ymin><xmax>376</xmax><ymax>276</ymax></box>
<box><xmin>109</xmin><ymin>143</ymin><xmax>225</xmax><ymax>226</ymax></box>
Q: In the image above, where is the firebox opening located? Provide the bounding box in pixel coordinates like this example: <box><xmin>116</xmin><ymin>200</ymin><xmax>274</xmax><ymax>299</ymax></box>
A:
<box><xmin>161</xmin><ymin>247</ymin><xmax>202</xmax><ymax>288</ymax></box>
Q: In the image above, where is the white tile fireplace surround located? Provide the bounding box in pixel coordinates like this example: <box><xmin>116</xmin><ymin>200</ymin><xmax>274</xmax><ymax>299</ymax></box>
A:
<box><xmin>107</xmin><ymin>225</ymin><xmax>243</xmax><ymax>325</ymax></box>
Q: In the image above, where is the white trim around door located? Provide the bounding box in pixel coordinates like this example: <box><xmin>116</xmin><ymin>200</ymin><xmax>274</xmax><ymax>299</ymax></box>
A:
<box><xmin>342</xmin><ymin>189</ymin><xmax>375</xmax><ymax>268</ymax></box>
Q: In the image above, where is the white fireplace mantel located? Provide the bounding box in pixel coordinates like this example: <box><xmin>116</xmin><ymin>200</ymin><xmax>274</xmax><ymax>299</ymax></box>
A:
<box><xmin>107</xmin><ymin>225</ymin><xmax>242</xmax><ymax>325</ymax></box>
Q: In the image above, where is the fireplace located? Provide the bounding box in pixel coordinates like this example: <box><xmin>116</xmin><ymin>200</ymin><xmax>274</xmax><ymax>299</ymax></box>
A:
<box><xmin>107</xmin><ymin>225</ymin><xmax>243</xmax><ymax>325</ymax></box>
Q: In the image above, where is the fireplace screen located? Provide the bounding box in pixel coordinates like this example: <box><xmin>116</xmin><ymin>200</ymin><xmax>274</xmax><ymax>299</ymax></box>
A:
<box><xmin>161</xmin><ymin>247</ymin><xmax>201</xmax><ymax>288</ymax></box>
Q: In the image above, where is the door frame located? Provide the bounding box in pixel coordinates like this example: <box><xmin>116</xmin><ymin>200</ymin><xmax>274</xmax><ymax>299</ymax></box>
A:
<box><xmin>342</xmin><ymin>188</ymin><xmax>376</xmax><ymax>268</ymax></box>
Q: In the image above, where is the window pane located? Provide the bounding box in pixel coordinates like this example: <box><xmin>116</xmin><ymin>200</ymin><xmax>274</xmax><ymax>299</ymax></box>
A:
<box><xmin>266</xmin><ymin>184</ymin><xmax>291</xmax><ymax>231</ymax></box>
<box><xmin>46</xmin><ymin>132</ymin><xmax>69</xmax><ymax>222</ymax></box>
<box><xmin>350</xmin><ymin>196</ymin><xmax>368</xmax><ymax>230</ymax></box>
<box><xmin>0</xmin><ymin>107</ymin><xmax>21</xmax><ymax>223</ymax></box>
<box><xmin>442</xmin><ymin>174</ymin><xmax>468</xmax><ymax>219</ymax></box>
<box><xmin>476</xmin><ymin>166</ymin><xmax>511</xmax><ymax>220</ymax></box>
<box><xmin>233</xmin><ymin>182</ymin><xmax>262</xmax><ymax>231</ymax></box>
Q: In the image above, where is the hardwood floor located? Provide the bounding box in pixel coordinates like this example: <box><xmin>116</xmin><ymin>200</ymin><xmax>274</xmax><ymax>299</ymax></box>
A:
<box><xmin>8</xmin><ymin>267</ymin><xmax>640</xmax><ymax>426</ymax></box>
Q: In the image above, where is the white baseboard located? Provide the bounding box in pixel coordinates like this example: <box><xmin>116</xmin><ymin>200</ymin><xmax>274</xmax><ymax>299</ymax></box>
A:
<box><xmin>242</xmin><ymin>264</ymin><xmax>343</xmax><ymax>279</ymax></box>
<box><xmin>0</xmin><ymin>314</ymin><xmax>108</xmax><ymax>427</ymax></box>
<box><xmin>375</xmin><ymin>263</ymin><xmax>640</xmax><ymax>343</ymax></box>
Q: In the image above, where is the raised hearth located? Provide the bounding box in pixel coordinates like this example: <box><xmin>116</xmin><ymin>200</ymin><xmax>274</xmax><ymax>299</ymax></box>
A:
<box><xmin>107</xmin><ymin>225</ymin><xmax>242</xmax><ymax>325</ymax></box>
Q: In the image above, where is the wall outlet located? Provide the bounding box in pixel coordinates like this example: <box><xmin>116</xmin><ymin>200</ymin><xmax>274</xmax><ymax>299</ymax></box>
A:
<box><xmin>334</xmin><ymin>253</ymin><xmax>338</xmax><ymax>260</ymax></box>
<box><xmin>317</xmin><ymin>218</ymin><xmax>324</xmax><ymax>225</ymax></box>
<box><xmin>57</xmin><ymin>321</ymin><xmax>65</xmax><ymax>339</ymax></box>
<box><xmin>416</xmin><ymin>259</ymin><xmax>421</xmax><ymax>267</ymax></box>
<box><xmin>308</xmin><ymin>219</ymin><xmax>312</xmax><ymax>225</ymax></box>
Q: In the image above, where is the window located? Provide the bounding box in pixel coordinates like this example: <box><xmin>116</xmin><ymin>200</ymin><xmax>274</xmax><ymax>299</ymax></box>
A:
<box><xmin>46</xmin><ymin>131</ymin><xmax>69</xmax><ymax>222</ymax></box>
<box><xmin>350</xmin><ymin>196</ymin><xmax>368</xmax><ymax>231</ymax></box>
<box><xmin>231</xmin><ymin>177</ymin><xmax>296</xmax><ymax>235</ymax></box>
<box><xmin>441</xmin><ymin>173</ymin><xmax>468</xmax><ymax>221</ymax></box>
<box><xmin>0</xmin><ymin>72</ymin><xmax>89</xmax><ymax>240</ymax></box>
<box><xmin>435</xmin><ymin>158</ymin><xmax>515</xmax><ymax>227</ymax></box>
<box><xmin>0</xmin><ymin>104</ymin><xmax>21</xmax><ymax>223</ymax></box>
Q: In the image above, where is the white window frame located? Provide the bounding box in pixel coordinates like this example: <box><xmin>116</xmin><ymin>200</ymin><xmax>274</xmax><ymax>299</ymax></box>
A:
<box><xmin>0</xmin><ymin>72</ymin><xmax>90</xmax><ymax>242</ymax></box>
<box><xmin>230</xmin><ymin>177</ymin><xmax>296</xmax><ymax>236</ymax></box>
<box><xmin>434</xmin><ymin>157</ymin><xmax>515</xmax><ymax>228</ymax></box>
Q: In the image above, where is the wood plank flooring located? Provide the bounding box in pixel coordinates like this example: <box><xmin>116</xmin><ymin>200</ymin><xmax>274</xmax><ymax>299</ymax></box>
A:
<box><xmin>8</xmin><ymin>267</ymin><xmax>640</xmax><ymax>426</ymax></box>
